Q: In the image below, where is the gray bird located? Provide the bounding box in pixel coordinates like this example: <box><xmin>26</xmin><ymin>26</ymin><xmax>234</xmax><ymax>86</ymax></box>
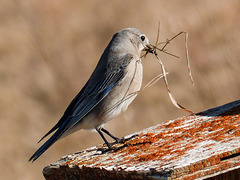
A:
<box><xmin>29</xmin><ymin>28</ymin><xmax>150</xmax><ymax>162</ymax></box>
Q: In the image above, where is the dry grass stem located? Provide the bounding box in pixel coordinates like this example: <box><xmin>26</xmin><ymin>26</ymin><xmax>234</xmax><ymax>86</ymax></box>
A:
<box><xmin>184</xmin><ymin>32</ymin><xmax>194</xmax><ymax>85</ymax></box>
<box><xmin>143</xmin><ymin>73</ymin><xmax>167</xmax><ymax>89</ymax></box>
<box><xmin>143</xmin><ymin>26</ymin><xmax>194</xmax><ymax>114</ymax></box>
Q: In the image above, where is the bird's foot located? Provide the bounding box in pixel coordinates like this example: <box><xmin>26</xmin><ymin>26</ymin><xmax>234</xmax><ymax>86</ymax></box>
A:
<box><xmin>97</xmin><ymin>143</ymin><xmax>129</xmax><ymax>154</ymax></box>
<box><xmin>110</xmin><ymin>134</ymin><xmax>138</xmax><ymax>146</ymax></box>
<box><xmin>97</xmin><ymin>134</ymin><xmax>139</xmax><ymax>153</ymax></box>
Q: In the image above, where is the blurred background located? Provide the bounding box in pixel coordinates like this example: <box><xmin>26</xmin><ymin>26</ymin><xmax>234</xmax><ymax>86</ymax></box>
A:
<box><xmin>0</xmin><ymin>0</ymin><xmax>239</xmax><ymax>179</ymax></box>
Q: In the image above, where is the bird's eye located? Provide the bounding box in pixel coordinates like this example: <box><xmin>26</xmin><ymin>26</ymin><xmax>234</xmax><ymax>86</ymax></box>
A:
<box><xmin>140</xmin><ymin>35</ymin><xmax>145</xmax><ymax>41</ymax></box>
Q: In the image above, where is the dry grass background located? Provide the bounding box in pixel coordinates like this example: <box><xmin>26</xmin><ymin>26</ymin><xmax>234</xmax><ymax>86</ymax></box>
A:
<box><xmin>0</xmin><ymin>0</ymin><xmax>239</xmax><ymax>179</ymax></box>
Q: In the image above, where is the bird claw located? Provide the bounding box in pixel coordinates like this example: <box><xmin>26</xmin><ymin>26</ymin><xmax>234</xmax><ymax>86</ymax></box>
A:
<box><xmin>111</xmin><ymin>134</ymin><xmax>138</xmax><ymax>145</ymax></box>
<box><xmin>97</xmin><ymin>134</ymin><xmax>139</xmax><ymax>153</ymax></box>
<box><xmin>97</xmin><ymin>143</ymin><xmax>129</xmax><ymax>154</ymax></box>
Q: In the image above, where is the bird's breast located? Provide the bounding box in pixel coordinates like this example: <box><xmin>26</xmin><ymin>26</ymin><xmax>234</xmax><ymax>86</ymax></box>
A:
<box><xmin>99</xmin><ymin>58</ymin><xmax>143</xmax><ymax>122</ymax></box>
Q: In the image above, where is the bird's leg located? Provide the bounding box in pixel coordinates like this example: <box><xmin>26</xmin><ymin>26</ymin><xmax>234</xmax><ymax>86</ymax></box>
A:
<box><xmin>101</xmin><ymin>128</ymin><xmax>123</xmax><ymax>143</ymax></box>
<box><xmin>101</xmin><ymin>127</ymin><xmax>138</xmax><ymax>145</ymax></box>
<box><xmin>96</xmin><ymin>128</ymin><xmax>113</xmax><ymax>149</ymax></box>
<box><xmin>96</xmin><ymin>127</ymin><xmax>138</xmax><ymax>153</ymax></box>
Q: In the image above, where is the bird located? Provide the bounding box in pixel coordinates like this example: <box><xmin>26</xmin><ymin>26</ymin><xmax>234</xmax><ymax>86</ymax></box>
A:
<box><xmin>29</xmin><ymin>28</ymin><xmax>150</xmax><ymax>162</ymax></box>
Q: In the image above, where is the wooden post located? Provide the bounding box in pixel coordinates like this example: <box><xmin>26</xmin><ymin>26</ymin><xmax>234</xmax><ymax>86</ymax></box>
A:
<box><xmin>43</xmin><ymin>100</ymin><xmax>240</xmax><ymax>180</ymax></box>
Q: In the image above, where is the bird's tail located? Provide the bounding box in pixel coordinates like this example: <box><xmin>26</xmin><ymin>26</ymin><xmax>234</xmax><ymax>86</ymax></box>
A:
<box><xmin>29</xmin><ymin>121</ymin><xmax>67</xmax><ymax>162</ymax></box>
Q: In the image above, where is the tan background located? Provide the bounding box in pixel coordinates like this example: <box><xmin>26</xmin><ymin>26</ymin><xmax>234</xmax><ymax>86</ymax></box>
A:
<box><xmin>0</xmin><ymin>0</ymin><xmax>239</xmax><ymax>179</ymax></box>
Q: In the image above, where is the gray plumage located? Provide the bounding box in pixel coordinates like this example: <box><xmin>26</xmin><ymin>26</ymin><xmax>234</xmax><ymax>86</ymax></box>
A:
<box><xmin>29</xmin><ymin>28</ymin><xmax>149</xmax><ymax>162</ymax></box>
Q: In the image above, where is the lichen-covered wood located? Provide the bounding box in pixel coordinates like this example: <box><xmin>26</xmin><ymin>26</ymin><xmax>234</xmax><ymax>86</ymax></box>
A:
<box><xmin>43</xmin><ymin>100</ymin><xmax>240</xmax><ymax>180</ymax></box>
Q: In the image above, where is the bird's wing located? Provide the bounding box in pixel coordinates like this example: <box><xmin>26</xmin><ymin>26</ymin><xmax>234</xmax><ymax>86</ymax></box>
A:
<box><xmin>29</xmin><ymin>54</ymin><xmax>133</xmax><ymax>162</ymax></box>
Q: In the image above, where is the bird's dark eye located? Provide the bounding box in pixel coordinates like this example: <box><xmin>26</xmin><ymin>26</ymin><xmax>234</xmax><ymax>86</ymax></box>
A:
<box><xmin>140</xmin><ymin>35</ymin><xmax>145</xmax><ymax>41</ymax></box>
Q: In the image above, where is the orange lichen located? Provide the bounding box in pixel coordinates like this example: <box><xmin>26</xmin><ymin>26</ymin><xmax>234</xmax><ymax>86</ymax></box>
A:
<box><xmin>107</xmin><ymin>112</ymin><xmax>240</xmax><ymax>166</ymax></box>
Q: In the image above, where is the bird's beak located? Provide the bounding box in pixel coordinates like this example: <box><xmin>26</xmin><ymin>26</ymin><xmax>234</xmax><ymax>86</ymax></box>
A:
<box><xmin>143</xmin><ymin>44</ymin><xmax>154</xmax><ymax>54</ymax></box>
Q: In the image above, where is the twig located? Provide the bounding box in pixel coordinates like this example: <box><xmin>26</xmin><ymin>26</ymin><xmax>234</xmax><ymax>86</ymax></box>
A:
<box><xmin>153</xmin><ymin>51</ymin><xmax>193</xmax><ymax>114</ymax></box>
<box><xmin>142</xmin><ymin>25</ymin><xmax>194</xmax><ymax>114</ymax></box>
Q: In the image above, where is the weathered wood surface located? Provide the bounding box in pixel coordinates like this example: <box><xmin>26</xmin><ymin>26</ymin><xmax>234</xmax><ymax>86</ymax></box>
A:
<box><xmin>43</xmin><ymin>100</ymin><xmax>240</xmax><ymax>180</ymax></box>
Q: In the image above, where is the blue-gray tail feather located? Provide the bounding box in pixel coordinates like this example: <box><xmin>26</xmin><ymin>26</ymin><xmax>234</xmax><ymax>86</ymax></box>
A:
<box><xmin>29</xmin><ymin>121</ymin><xmax>67</xmax><ymax>162</ymax></box>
